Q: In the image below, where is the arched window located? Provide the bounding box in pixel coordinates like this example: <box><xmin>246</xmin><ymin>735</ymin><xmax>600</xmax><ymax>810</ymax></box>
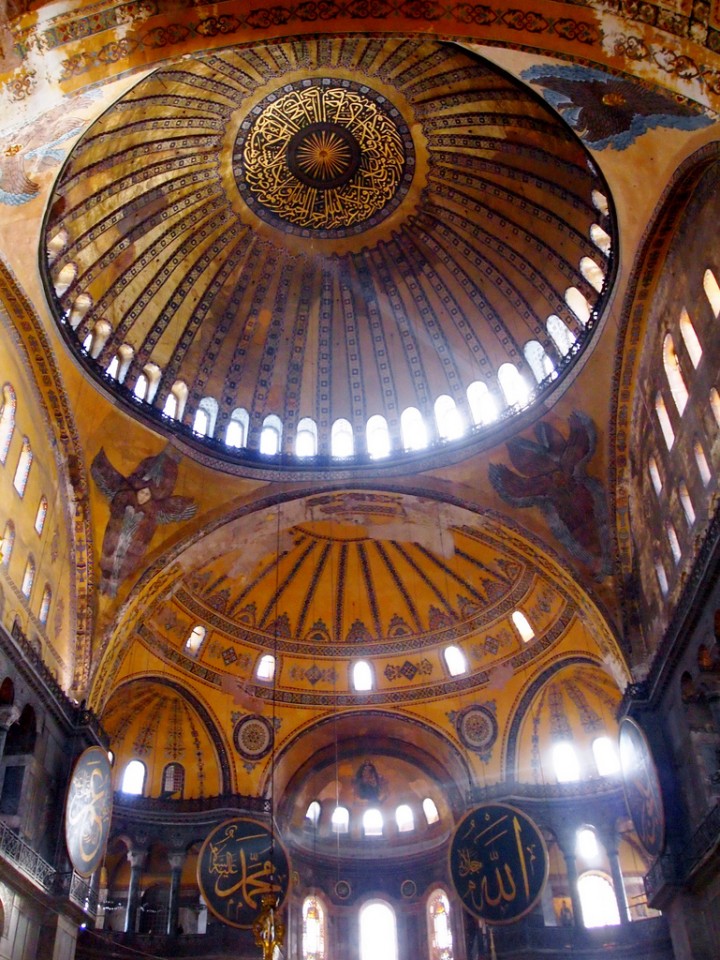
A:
<box><xmin>552</xmin><ymin>741</ymin><xmax>580</xmax><ymax>782</ymax></box>
<box><xmin>703</xmin><ymin>268</ymin><xmax>720</xmax><ymax>318</ymax></box>
<box><xmin>34</xmin><ymin>496</ymin><xmax>48</xmax><ymax>535</ymax></box>
<box><xmin>710</xmin><ymin>388</ymin><xmax>720</xmax><ymax>429</ymax></box>
<box><xmin>662</xmin><ymin>335</ymin><xmax>688</xmax><ymax>415</ymax></box>
<box><xmin>305</xmin><ymin>801</ymin><xmax>321</xmax><ymax>826</ymax></box>
<box><xmin>577</xmin><ymin>873</ymin><xmax>621</xmax><ymax>927</ymax></box>
<box><xmin>54</xmin><ymin>262</ymin><xmax>76</xmax><ymax>297</ymax></box>
<box><xmin>121</xmin><ymin>759</ymin><xmax>146</xmax><ymax>796</ymax></box>
<box><xmin>184</xmin><ymin>625</ymin><xmax>206</xmax><ymax>655</ymax></box>
<box><xmin>434</xmin><ymin>396</ymin><xmax>463</xmax><ymax>441</ymax></box>
<box><xmin>655</xmin><ymin>393</ymin><xmax>674</xmax><ymax>449</ymax></box>
<box><xmin>395</xmin><ymin>804</ymin><xmax>414</xmax><ymax>832</ymax></box>
<box><xmin>331</xmin><ymin>805</ymin><xmax>349</xmax><ymax>833</ymax></box>
<box><xmin>256</xmin><ymin>654</ymin><xmax>276</xmax><ymax>681</ymax></box>
<box><xmin>260</xmin><ymin>415</ymin><xmax>283</xmax><ymax>456</ymax></box>
<box><xmin>353</xmin><ymin>660</ymin><xmax>373</xmax><ymax>692</ymax></box>
<box><xmin>546</xmin><ymin>315</ymin><xmax>576</xmax><ymax>357</ymax></box>
<box><xmin>363</xmin><ymin>808</ymin><xmax>383</xmax><ymax>837</ymax></box>
<box><xmin>13</xmin><ymin>438</ymin><xmax>32</xmax><ymax>496</ymax></box>
<box><xmin>592</xmin><ymin>190</ymin><xmax>609</xmax><ymax>216</ymax></box>
<box><xmin>88</xmin><ymin>319</ymin><xmax>112</xmax><ymax>359</ymax></box>
<box><xmin>655</xmin><ymin>559</ymin><xmax>669</xmax><ymax>596</ymax></box>
<box><xmin>648</xmin><ymin>457</ymin><xmax>662</xmax><ymax>495</ymax></box>
<box><xmin>576</xmin><ymin>827</ymin><xmax>599</xmax><ymax>860</ymax></box>
<box><xmin>679</xmin><ymin>309</ymin><xmax>703</xmax><ymax>368</ymax></box>
<box><xmin>679</xmin><ymin>482</ymin><xmax>695</xmax><ymax>525</ymax></box>
<box><xmin>331</xmin><ymin>418</ymin><xmax>354</xmax><ymax>458</ymax></box>
<box><xmin>68</xmin><ymin>293</ymin><xmax>92</xmax><ymax>330</ymax></box>
<box><xmin>0</xmin><ymin>384</ymin><xmax>16</xmax><ymax>464</ymax></box>
<box><xmin>1</xmin><ymin>522</ymin><xmax>15</xmax><ymax>567</ymax></box>
<box><xmin>694</xmin><ymin>440</ymin><xmax>712</xmax><ymax>486</ymax></box>
<box><xmin>366</xmin><ymin>415</ymin><xmax>390</xmax><ymax>459</ymax></box>
<box><xmin>565</xmin><ymin>287</ymin><xmax>591</xmax><ymax>325</ymax></box>
<box><xmin>162</xmin><ymin>762</ymin><xmax>184</xmax><ymax>797</ymax></box>
<box><xmin>590</xmin><ymin>224</ymin><xmax>611</xmax><ymax>255</ymax></box>
<box><xmin>193</xmin><ymin>397</ymin><xmax>218</xmax><ymax>438</ymax></box>
<box><xmin>47</xmin><ymin>228</ymin><xmax>68</xmax><ymax>262</ymax></box>
<box><xmin>524</xmin><ymin>341</ymin><xmax>555</xmax><ymax>383</ymax></box>
<box><xmin>423</xmin><ymin>797</ymin><xmax>440</xmax><ymax>825</ymax></box>
<box><xmin>302</xmin><ymin>896</ymin><xmax>326</xmax><ymax>960</ymax></box>
<box><xmin>401</xmin><ymin>407</ymin><xmax>428</xmax><ymax>451</ymax></box>
<box><xmin>133</xmin><ymin>373</ymin><xmax>149</xmax><ymax>401</ymax></box>
<box><xmin>162</xmin><ymin>381</ymin><xmax>186</xmax><ymax>420</ymax></box>
<box><xmin>666</xmin><ymin>522</ymin><xmax>682</xmax><ymax>564</ymax></box>
<box><xmin>427</xmin><ymin>889</ymin><xmax>454</xmax><ymax>960</ymax></box>
<box><xmin>296</xmin><ymin>417</ymin><xmax>318</xmax><ymax>458</ymax></box>
<box><xmin>592</xmin><ymin>736</ymin><xmax>620</xmax><ymax>776</ymax></box>
<box><xmin>579</xmin><ymin>257</ymin><xmax>604</xmax><ymax>293</ymax></box>
<box><xmin>467</xmin><ymin>381</ymin><xmax>497</xmax><ymax>426</ymax></box>
<box><xmin>360</xmin><ymin>901</ymin><xmax>398</xmax><ymax>960</ymax></box>
<box><xmin>38</xmin><ymin>585</ymin><xmax>52</xmax><ymax>625</ymax></box>
<box><xmin>498</xmin><ymin>364</ymin><xmax>531</xmax><ymax>408</ymax></box>
<box><xmin>107</xmin><ymin>344</ymin><xmax>133</xmax><ymax>383</ymax></box>
<box><xmin>134</xmin><ymin>364</ymin><xmax>161</xmax><ymax>403</ymax></box>
<box><xmin>443</xmin><ymin>645</ymin><xmax>467</xmax><ymax>677</ymax></box>
<box><xmin>226</xmin><ymin>408</ymin><xmax>249</xmax><ymax>448</ymax></box>
<box><xmin>512</xmin><ymin>610</ymin><xmax>534</xmax><ymax>642</ymax></box>
<box><xmin>21</xmin><ymin>556</ymin><xmax>35</xmax><ymax>599</ymax></box>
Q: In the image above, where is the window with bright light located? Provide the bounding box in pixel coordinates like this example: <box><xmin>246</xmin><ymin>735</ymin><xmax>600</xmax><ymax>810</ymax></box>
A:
<box><xmin>443</xmin><ymin>645</ymin><xmax>467</xmax><ymax>677</ymax></box>
<box><xmin>296</xmin><ymin>417</ymin><xmax>318</xmax><ymax>458</ymax></box>
<box><xmin>576</xmin><ymin>827</ymin><xmax>599</xmax><ymax>860</ymax></box>
<box><xmin>423</xmin><ymin>797</ymin><xmax>440</xmax><ymax>825</ymax></box>
<box><xmin>121</xmin><ymin>759</ymin><xmax>146</xmax><ymax>796</ymax></box>
<box><xmin>162</xmin><ymin>762</ymin><xmax>184</xmax><ymax>796</ymax></box>
<box><xmin>655</xmin><ymin>393</ymin><xmax>674</xmax><ymax>449</ymax></box>
<box><xmin>679</xmin><ymin>309</ymin><xmax>703</xmax><ymax>368</ymax></box>
<box><xmin>133</xmin><ymin>373</ymin><xmax>149</xmax><ymax>401</ymax></box>
<box><xmin>401</xmin><ymin>406</ymin><xmax>428</xmax><ymax>451</ymax></box>
<box><xmin>512</xmin><ymin>610</ymin><xmax>534</xmax><ymax>642</ymax></box>
<box><xmin>592</xmin><ymin>736</ymin><xmax>620</xmax><ymax>776</ymax></box>
<box><xmin>306</xmin><ymin>801</ymin><xmax>321</xmax><ymax>826</ymax></box>
<box><xmin>590</xmin><ymin>224</ymin><xmax>611</xmax><ymax>255</ymax></box>
<box><xmin>655</xmin><ymin>559</ymin><xmax>669</xmax><ymax>596</ymax></box>
<box><xmin>13</xmin><ymin>438</ymin><xmax>32</xmax><ymax>496</ymax></box>
<box><xmin>678</xmin><ymin>482</ymin><xmax>695</xmax><ymax>526</ymax></box>
<box><xmin>666</xmin><ymin>522</ymin><xmax>682</xmax><ymax>564</ymax></box>
<box><xmin>592</xmin><ymin>190</ymin><xmax>609</xmax><ymax>216</ymax></box>
<box><xmin>353</xmin><ymin>660</ymin><xmax>373</xmax><ymax>692</ymax></box>
<box><xmin>694</xmin><ymin>440</ymin><xmax>712</xmax><ymax>486</ymax></box>
<box><xmin>703</xmin><ymin>268</ymin><xmax>720</xmax><ymax>318</ymax></box>
<box><xmin>331</xmin><ymin>418</ymin><xmax>354</xmax><ymax>458</ymax></box>
<box><xmin>302</xmin><ymin>896</ymin><xmax>326</xmax><ymax>960</ymax></box>
<box><xmin>39</xmin><ymin>584</ymin><xmax>52</xmax><ymax>625</ymax></box>
<box><xmin>427</xmin><ymin>889</ymin><xmax>454</xmax><ymax>960</ymax></box>
<box><xmin>359</xmin><ymin>901</ymin><xmax>397</xmax><ymax>960</ymax></box>
<box><xmin>331</xmin><ymin>806</ymin><xmax>349</xmax><ymax>834</ymax></box>
<box><xmin>524</xmin><ymin>341</ymin><xmax>555</xmax><ymax>383</ymax></box>
<box><xmin>21</xmin><ymin>556</ymin><xmax>35</xmax><ymax>599</ymax></box>
<box><xmin>34</xmin><ymin>496</ymin><xmax>48</xmax><ymax>536</ymax></box>
<box><xmin>546</xmin><ymin>315</ymin><xmax>576</xmax><ymax>357</ymax></box>
<box><xmin>498</xmin><ymin>363</ymin><xmax>531</xmax><ymax>408</ymax></box>
<box><xmin>366</xmin><ymin>415</ymin><xmax>390</xmax><ymax>459</ymax></box>
<box><xmin>106</xmin><ymin>354</ymin><xmax>120</xmax><ymax>379</ymax></box>
<box><xmin>395</xmin><ymin>804</ymin><xmax>414</xmax><ymax>832</ymax></box>
<box><xmin>662</xmin><ymin>335</ymin><xmax>688</xmax><ymax>416</ymax></box>
<box><xmin>185</xmin><ymin>625</ymin><xmax>206</xmax><ymax>655</ymax></box>
<box><xmin>579</xmin><ymin>257</ymin><xmax>604</xmax><ymax>293</ymax></box>
<box><xmin>260</xmin><ymin>415</ymin><xmax>282</xmax><ymax>456</ymax></box>
<box><xmin>363</xmin><ymin>808</ymin><xmax>383</xmax><ymax>837</ymax></box>
<box><xmin>565</xmin><ymin>286</ymin><xmax>591</xmax><ymax>325</ymax></box>
<box><xmin>1</xmin><ymin>522</ymin><xmax>15</xmax><ymax>567</ymax></box>
<box><xmin>0</xmin><ymin>384</ymin><xmax>16</xmax><ymax>465</ymax></box>
<box><xmin>193</xmin><ymin>397</ymin><xmax>218</xmax><ymax>438</ymax></box>
<box><xmin>256</xmin><ymin>654</ymin><xmax>276</xmax><ymax>681</ymax></box>
<box><xmin>648</xmin><ymin>457</ymin><xmax>662</xmax><ymax>495</ymax></box>
<box><xmin>467</xmin><ymin>381</ymin><xmax>497</xmax><ymax>426</ymax></box>
<box><xmin>434</xmin><ymin>395</ymin><xmax>464</xmax><ymax>441</ymax></box>
<box><xmin>553</xmin><ymin>741</ymin><xmax>580</xmax><ymax>782</ymax></box>
<box><xmin>226</xmin><ymin>408</ymin><xmax>249</xmax><ymax>448</ymax></box>
<box><xmin>577</xmin><ymin>873</ymin><xmax>621</xmax><ymax>928</ymax></box>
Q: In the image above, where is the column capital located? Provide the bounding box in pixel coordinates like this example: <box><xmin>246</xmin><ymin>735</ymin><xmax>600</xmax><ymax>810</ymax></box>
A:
<box><xmin>0</xmin><ymin>705</ymin><xmax>21</xmax><ymax>730</ymax></box>
<box><xmin>127</xmin><ymin>848</ymin><xmax>148</xmax><ymax>870</ymax></box>
<box><xmin>168</xmin><ymin>851</ymin><xmax>186</xmax><ymax>873</ymax></box>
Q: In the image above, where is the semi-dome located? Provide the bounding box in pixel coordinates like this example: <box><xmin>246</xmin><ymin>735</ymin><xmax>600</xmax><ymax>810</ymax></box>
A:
<box><xmin>43</xmin><ymin>36</ymin><xmax>615</xmax><ymax>476</ymax></box>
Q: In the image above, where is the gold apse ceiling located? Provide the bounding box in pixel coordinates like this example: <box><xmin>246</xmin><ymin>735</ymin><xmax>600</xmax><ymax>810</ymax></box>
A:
<box><xmin>43</xmin><ymin>36</ymin><xmax>615</xmax><ymax>473</ymax></box>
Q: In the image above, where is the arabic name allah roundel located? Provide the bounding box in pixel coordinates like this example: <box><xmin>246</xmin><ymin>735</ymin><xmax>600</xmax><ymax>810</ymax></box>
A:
<box><xmin>64</xmin><ymin>746</ymin><xmax>113</xmax><ymax>878</ymax></box>
<box><xmin>197</xmin><ymin>817</ymin><xmax>290</xmax><ymax>929</ymax></box>
<box><xmin>449</xmin><ymin>803</ymin><xmax>548</xmax><ymax>925</ymax></box>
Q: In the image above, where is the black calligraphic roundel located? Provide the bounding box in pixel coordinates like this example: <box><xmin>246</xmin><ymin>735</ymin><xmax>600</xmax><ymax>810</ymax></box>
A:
<box><xmin>619</xmin><ymin>718</ymin><xmax>665</xmax><ymax>857</ymax></box>
<box><xmin>64</xmin><ymin>746</ymin><xmax>114</xmax><ymax>877</ymax></box>
<box><xmin>449</xmin><ymin>803</ymin><xmax>548</xmax><ymax>925</ymax></box>
<box><xmin>197</xmin><ymin>817</ymin><xmax>290</xmax><ymax>929</ymax></box>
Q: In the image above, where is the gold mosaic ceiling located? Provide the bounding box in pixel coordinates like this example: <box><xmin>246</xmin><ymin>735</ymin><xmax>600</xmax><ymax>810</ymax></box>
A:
<box><xmin>44</xmin><ymin>36</ymin><xmax>614</xmax><ymax>470</ymax></box>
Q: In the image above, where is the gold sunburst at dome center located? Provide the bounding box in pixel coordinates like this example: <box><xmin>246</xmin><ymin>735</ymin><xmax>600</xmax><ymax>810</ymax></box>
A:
<box><xmin>295</xmin><ymin>130</ymin><xmax>352</xmax><ymax>181</ymax></box>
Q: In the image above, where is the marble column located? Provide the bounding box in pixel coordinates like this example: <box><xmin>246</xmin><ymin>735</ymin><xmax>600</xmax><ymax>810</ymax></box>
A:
<box><xmin>124</xmin><ymin>848</ymin><xmax>147</xmax><ymax>933</ymax></box>
<box><xmin>558</xmin><ymin>839</ymin><xmax>584</xmax><ymax>929</ymax></box>
<box><xmin>166</xmin><ymin>851</ymin><xmax>185</xmax><ymax>935</ymax></box>
<box><xmin>602</xmin><ymin>831</ymin><xmax>630</xmax><ymax>924</ymax></box>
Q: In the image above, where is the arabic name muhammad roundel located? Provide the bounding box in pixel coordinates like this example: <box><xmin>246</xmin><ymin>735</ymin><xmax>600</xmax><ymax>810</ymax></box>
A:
<box><xmin>619</xmin><ymin>718</ymin><xmax>665</xmax><ymax>858</ymax></box>
<box><xmin>450</xmin><ymin>803</ymin><xmax>548</xmax><ymax>925</ymax></box>
<box><xmin>64</xmin><ymin>746</ymin><xmax>113</xmax><ymax>878</ymax></box>
<box><xmin>197</xmin><ymin>818</ymin><xmax>290</xmax><ymax>929</ymax></box>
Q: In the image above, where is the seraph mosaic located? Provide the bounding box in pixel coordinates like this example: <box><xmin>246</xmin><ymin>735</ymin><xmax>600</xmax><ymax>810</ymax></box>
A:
<box><xmin>521</xmin><ymin>64</ymin><xmax>713</xmax><ymax>150</ymax></box>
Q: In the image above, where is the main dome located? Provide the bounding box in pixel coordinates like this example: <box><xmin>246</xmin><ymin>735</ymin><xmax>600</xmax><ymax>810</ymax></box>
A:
<box><xmin>43</xmin><ymin>37</ymin><xmax>615</xmax><ymax>476</ymax></box>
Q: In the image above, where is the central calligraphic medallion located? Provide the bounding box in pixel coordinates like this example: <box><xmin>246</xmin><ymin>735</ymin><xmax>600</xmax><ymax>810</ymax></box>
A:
<box><xmin>234</xmin><ymin>80</ymin><xmax>413</xmax><ymax>237</ymax></box>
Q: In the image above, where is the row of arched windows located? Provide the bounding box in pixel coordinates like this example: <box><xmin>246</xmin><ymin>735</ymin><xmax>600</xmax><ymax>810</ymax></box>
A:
<box><xmin>305</xmin><ymin>796</ymin><xmax>440</xmax><ymax>835</ymax></box>
<box><xmin>648</xmin><ymin>268</ymin><xmax>719</xmax><ymax>597</ymax></box>
<box><xmin>120</xmin><ymin>759</ymin><xmax>185</xmax><ymax>798</ymax></box>
<box><xmin>0</xmin><ymin>527</ymin><xmax>52</xmax><ymax>626</ymax></box>
<box><xmin>552</xmin><ymin>735</ymin><xmax>620</xmax><ymax>782</ymax></box>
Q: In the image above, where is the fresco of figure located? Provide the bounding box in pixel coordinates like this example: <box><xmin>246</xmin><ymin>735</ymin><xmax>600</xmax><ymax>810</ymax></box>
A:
<box><xmin>91</xmin><ymin>447</ymin><xmax>197</xmax><ymax>597</ymax></box>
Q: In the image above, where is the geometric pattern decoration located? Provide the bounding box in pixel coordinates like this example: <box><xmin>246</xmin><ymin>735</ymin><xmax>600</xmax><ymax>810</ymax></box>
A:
<box><xmin>456</xmin><ymin>703</ymin><xmax>499</xmax><ymax>760</ymax></box>
<box><xmin>233</xmin><ymin>714</ymin><xmax>274</xmax><ymax>761</ymax></box>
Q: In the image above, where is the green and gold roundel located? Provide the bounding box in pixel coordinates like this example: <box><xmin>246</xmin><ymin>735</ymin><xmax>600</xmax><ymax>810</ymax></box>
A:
<box><xmin>197</xmin><ymin>817</ymin><xmax>290</xmax><ymax>929</ymax></box>
<box><xmin>234</xmin><ymin>80</ymin><xmax>412</xmax><ymax>236</ymax></box>
<box><xmin>64</xmin><ymin>746</ymin><xmax>113</xmax><ymax>878</ymax></box>
<box><xmin>450</xmin><ymin>803</ymin><xmax>548</xmax><ymax>925</ymax></box>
